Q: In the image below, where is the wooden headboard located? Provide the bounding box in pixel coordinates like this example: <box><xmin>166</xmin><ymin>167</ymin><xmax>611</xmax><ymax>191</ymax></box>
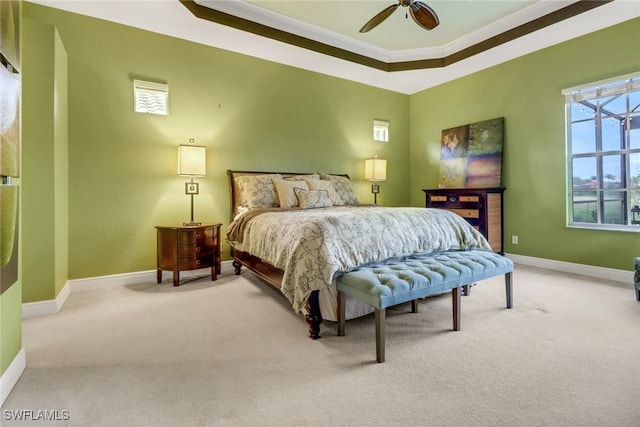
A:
<box><xmin>226</xmin><ymin>170</ymin><xmax>350</xmax><ymax>221</ymax></box>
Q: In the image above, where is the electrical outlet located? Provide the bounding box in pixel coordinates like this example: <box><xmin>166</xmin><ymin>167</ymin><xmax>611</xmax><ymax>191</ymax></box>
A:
<box><xmin>511</xmin><ymin>235</ymin><xmax>518</xmax><ymax>245</ymax></box>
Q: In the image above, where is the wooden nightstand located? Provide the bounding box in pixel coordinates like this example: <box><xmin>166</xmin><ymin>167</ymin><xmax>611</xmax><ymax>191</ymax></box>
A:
<box><xmin>156</xmin><ymin>223</ymin><xmax>222</xmax><ymax>286</ymax></box>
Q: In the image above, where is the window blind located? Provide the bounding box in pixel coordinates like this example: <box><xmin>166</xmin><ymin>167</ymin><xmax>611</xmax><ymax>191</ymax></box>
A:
<box><xmin>133</xmin><ymin>80</ymin><xmax>168</xmax><ymax>115</ymax></box>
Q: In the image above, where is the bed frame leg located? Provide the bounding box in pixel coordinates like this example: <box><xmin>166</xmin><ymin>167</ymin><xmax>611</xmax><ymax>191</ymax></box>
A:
<box><xmin>306</xmin><ymin>290</ymin><xmax>323</xmax><ymax>340</ymax></box>
<box><xmin>232</xmin><ymin>260</ymin><xmax>242</xmax><ymax>275</ymax></box>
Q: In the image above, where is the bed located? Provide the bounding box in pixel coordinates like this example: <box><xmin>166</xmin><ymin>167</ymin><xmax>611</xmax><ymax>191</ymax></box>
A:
<box><xmin>226</xmin><ymin>170</ymin><xmax>492</xmax><ymax>338</ymax></box>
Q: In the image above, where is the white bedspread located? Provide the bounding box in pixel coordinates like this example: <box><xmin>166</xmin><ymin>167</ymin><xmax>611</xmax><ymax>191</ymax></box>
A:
<box><xmin>226</xmin><ymin>206</ymin><xmax>492</xmax><ymax>314</ymax></box>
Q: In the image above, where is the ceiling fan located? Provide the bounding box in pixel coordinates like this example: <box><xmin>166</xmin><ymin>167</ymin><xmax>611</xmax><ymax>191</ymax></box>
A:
<box><xmin>359</xmin><ymin>0</ymin><xmax>440</xmax><ymax>33</ymax></box>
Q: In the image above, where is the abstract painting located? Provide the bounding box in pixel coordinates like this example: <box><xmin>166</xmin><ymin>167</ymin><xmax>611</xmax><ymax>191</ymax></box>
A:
<box><xmin>0</xmin><ymin>0</ymin><xmax>20</xmax><ymax>71</ymax></box>
<box><xmin>439</xmin><ymin>117</ymin><xmax>504</xmax><ymax>188</ymax></box>
<box><xmin>0</xmin><ymin>0</ymin><xmax>20</xmax><ymax>295</ymax></box>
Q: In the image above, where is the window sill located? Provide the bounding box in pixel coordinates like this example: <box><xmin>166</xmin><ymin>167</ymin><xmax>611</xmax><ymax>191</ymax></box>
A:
<box><xmin>567</xmin><ymin>223</ymin><xmax>640</xmax><ymax>233</ymax></box>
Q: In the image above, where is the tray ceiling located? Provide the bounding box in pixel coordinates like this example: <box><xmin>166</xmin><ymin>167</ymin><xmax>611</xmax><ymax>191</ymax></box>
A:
<box><xmin>29</xmin><ymin>0</ymin><xmax>640</xmax><ymax>93</ymax></box>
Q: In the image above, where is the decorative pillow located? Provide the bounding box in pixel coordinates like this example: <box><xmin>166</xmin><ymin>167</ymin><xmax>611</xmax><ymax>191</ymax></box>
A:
<box><xmin>235</xmin><ymin>174</ymin><xmax>282</xmax><ymax>209</ymax></box>
<box><xmin>318</xmin><ymin>173</ymin><xmax>359</xmax><ymax>205</ymax></box>
<box><xmin>273</xmin><ymin>179</ymin><xmax>309</xmax><ymax>208</ymax></box>
<box><xmin>306</xmin><ymin>179</ymin><xmax>344</xmax><ymax>206</ymax></box>
<box><xmin>294</xmin><ymin>188</ymin><xmax>333</xmax><ymax>209</ymax></box>
<box><xmin>299</xmin><ymin>175</ymin><xmax>320</xmax><ymax>186</ymax></box>
<box><xmin>284</xmin><ymin>173</ymin><xmax>319</xmax><ymax>182</ymax></box>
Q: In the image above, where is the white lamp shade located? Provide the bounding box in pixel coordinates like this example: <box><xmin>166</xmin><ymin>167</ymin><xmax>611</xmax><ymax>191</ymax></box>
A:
<box><xmin>365</xmin><ymin>158</ymin><xmax>387</xmax><ymax>181</ymax></box>
<box><xmin>178</xmin><ymin>145</ymin><xmax>206</xmax><ymax>177</ymax></box>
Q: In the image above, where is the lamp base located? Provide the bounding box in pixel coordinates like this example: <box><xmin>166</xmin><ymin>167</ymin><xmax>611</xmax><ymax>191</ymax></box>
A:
<box><xmin>182</xmin><ymin>221</ymin><xmax>202</xmax><ymax>227</ymax></box>
<box><xmin>371</xmin><ymin>183</ymin><xmax>380</xmax><ymax>205</ymax></box>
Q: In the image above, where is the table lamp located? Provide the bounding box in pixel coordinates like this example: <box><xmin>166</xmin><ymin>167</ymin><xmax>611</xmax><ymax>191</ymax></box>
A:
<box><xmin>365</xmin><ymin>156</ymin><xmax>387</xmax><ymax>205</ymax></box>
<box><xmin>178</xmin><ymin>144</ymin><xmax>206</xmax><ymax>226</ymax></box>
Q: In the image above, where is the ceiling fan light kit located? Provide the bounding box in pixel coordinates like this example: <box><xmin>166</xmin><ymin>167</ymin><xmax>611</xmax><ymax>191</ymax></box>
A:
<box><xmin>359</xmin><ymin>0</ymin><xmax>440</xmax><ymax>33</ymax></box>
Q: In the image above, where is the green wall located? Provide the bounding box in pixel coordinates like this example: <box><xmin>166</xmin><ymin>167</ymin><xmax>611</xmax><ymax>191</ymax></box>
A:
<box><xmin>0</xmin><ymin>278</ymin><xmax>21</xmax><ymax>374</ymax></box>
<box><xmin>410</xmin><ymin>18</ymin><xmax>640</xmax><ymax>270</ymax></box>
<box><xmin>23</xmin><ymin>3</ymin><xmax>410</xmax><ymax>284</ymax></box>
<box><xmin>21</xmin><ymin>19</ymin><xmax>69</xmax><ymax>303</ymax></box>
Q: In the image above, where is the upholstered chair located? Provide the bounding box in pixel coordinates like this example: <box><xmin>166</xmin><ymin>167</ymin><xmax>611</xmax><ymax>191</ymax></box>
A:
<box><xmin>635</xmin><ymin>258</ymin><xmax>640</xmax><ymax>301</ymax></box>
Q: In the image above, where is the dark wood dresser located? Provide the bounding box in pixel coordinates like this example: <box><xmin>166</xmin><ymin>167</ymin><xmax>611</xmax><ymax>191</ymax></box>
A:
<box><xmin>423</xmin><ymin>188</ymin><xmax>505</xmax><ymax>254</ymax></box>
<box><xmin>156</xmin><ymin>224</ymin><xmax>222</xmax><ymax>286</ymax></box>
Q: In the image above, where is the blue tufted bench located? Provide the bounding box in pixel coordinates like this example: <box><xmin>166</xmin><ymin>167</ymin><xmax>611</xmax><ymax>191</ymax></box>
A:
<box><xmin>336</xmin><ymin>250</ymin><xmax>514</xmax><ymax>362</ymax></box>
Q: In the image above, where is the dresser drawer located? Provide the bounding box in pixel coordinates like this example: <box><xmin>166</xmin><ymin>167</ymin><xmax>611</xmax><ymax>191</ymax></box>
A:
<box><xmin>429</xmin><ymin>195</ymin><xmax>447</xmax><ymax>202</ymax></box>
<box><xmin>178</xmin><ymin>229</ymin><xmax>212</xmax><ymax>245</ymax></box>
<box><xmin>447</xmin><ymin>208</ymin><xmax>480</xmax><ymax>219</ymax></box>
<box><xmin>178</xmin><ymin>243</ymin><xmax>213</xmax><ymax>256</ymax></box>
<box><xmin>459</xmin><ymin>195</ymin><xmax>479</xmax><ymax>203</ymax></box>
<box><xmin>178</xmin><ymin>254</ymin><xmax>214</xmax><ymax>270</ymax></box>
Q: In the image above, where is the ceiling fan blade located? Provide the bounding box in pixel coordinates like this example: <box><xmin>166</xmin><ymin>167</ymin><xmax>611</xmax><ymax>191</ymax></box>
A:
<box><xmin>409</xmin><ymin>1</ymin><xmax>439</xmax><ymax>30</ymax></box>
<box><xmin>359</xmin><ymin>4</ymin><xmax>399</xmax><ymax>33</ymax></box>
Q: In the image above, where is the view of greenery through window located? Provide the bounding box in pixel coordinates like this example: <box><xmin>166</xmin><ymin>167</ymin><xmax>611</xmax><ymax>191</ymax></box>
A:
<box><xmin>566</xmin><ymin>74</ymin><xmax>640</xmax><ymax>229</ymax></box>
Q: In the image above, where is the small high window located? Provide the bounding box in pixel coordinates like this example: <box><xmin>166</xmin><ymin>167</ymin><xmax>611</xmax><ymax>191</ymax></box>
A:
<box><xmin>373</xmin><ymin>119</ymin><xmax>389</xmax><ymax>142</ymax></box>
<box><xmin>133</xmin><ymin>80</ymin><xmax>168</xmax><ymax>115</ymax></box>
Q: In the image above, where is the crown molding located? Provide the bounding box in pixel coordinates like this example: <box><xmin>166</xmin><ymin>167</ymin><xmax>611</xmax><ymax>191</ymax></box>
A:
<box><xmin>184</xmin><ymin>0</ymin><xmax>614</xmax><ymax>72</ymax></box>
<box><xmin>196</xmin><ymin>0</ymin><xmax>580</xmax><ymax>63</ymax></box>
<box><xmin>392</xmin><ymin>0</ymin><xmax>576</xmax><ymax>61</ymax></box>
<box><xmin>196</xmin><ymin>0</ymin><xmax>392</xmax><ymax>62</ymax></box>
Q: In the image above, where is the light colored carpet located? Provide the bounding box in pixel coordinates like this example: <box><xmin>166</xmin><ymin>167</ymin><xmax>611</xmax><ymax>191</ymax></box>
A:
<box><xmin>2</xmin><ymin>264</ymin><xmax>639</xmax><ymax>426</ymax></box>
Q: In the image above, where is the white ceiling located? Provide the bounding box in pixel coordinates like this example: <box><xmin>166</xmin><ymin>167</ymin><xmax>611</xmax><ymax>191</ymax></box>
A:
<box><xmin>29</xmin><ymin>0</ymin><xmax>640</xmax><ymax>94</ymax></box>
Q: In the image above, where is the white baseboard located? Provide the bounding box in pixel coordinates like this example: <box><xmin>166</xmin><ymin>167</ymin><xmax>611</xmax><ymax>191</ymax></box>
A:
<box><xmin>0</xmin><ymin>348</ymin><xmax>25</xmax><ymax>406</ymax></box>
<box><xmin>22</xmin><ymin>282</ymin><xmax>71</xmax><ymax>319</ymax></box>
<box><xmin>505</xmin><ymin>253</ymin><xmax>632</xmax><ymax>285</ymax></box>
<box><xmin>68</xmin><ymin>269</ymin><xmax>159</xmax><ymax>292</ymax></box>
<box><xmin>21</xmin><ymin>257</ymin><xmax>630</xmax><ymax>319</ymax></box>
<box><xmin>21</xmin><ymin>261</ymin><xmax>235</xmax><ymax>319</ymax></box>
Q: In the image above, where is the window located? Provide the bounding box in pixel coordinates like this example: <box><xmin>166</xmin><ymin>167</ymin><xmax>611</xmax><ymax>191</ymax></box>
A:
<box><xmin>563</xmin><ymin>72</ymin><xmax>640</xmax><ymax>231</ymax></box>
<box><xmin>373</xmin><ymin>119</ymin><xmax>389</xmax><ymax>142</ymax></box>
<box><xmin>133</xmin><ymin>80</ymin><xmax>168</xmax><ymax>115</ymax></box>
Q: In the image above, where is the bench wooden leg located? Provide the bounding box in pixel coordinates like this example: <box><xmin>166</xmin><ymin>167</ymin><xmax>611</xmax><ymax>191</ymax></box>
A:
<box><xmin>411</xmin><ymin>299</ymin><xmax>418</xmax><ymax>313</ymax></box>
<box><xmin>375</xmin><ymin>308</ymin><xmax>386</xmax><ymax>363</ymax></box>
<box><xmin>337</xmin><ymin>290</ymin><xmax>346</xmax><ymax>336</ymax></box>
<box><xmin>505</xmin><ymin>272</ymin><xmax>513</xmax><ymax>309</ymax></box>
<box><xmin>452</xmin><ymin>287</ymin><xmax>461</xmax><ymax>331</ymax></box>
